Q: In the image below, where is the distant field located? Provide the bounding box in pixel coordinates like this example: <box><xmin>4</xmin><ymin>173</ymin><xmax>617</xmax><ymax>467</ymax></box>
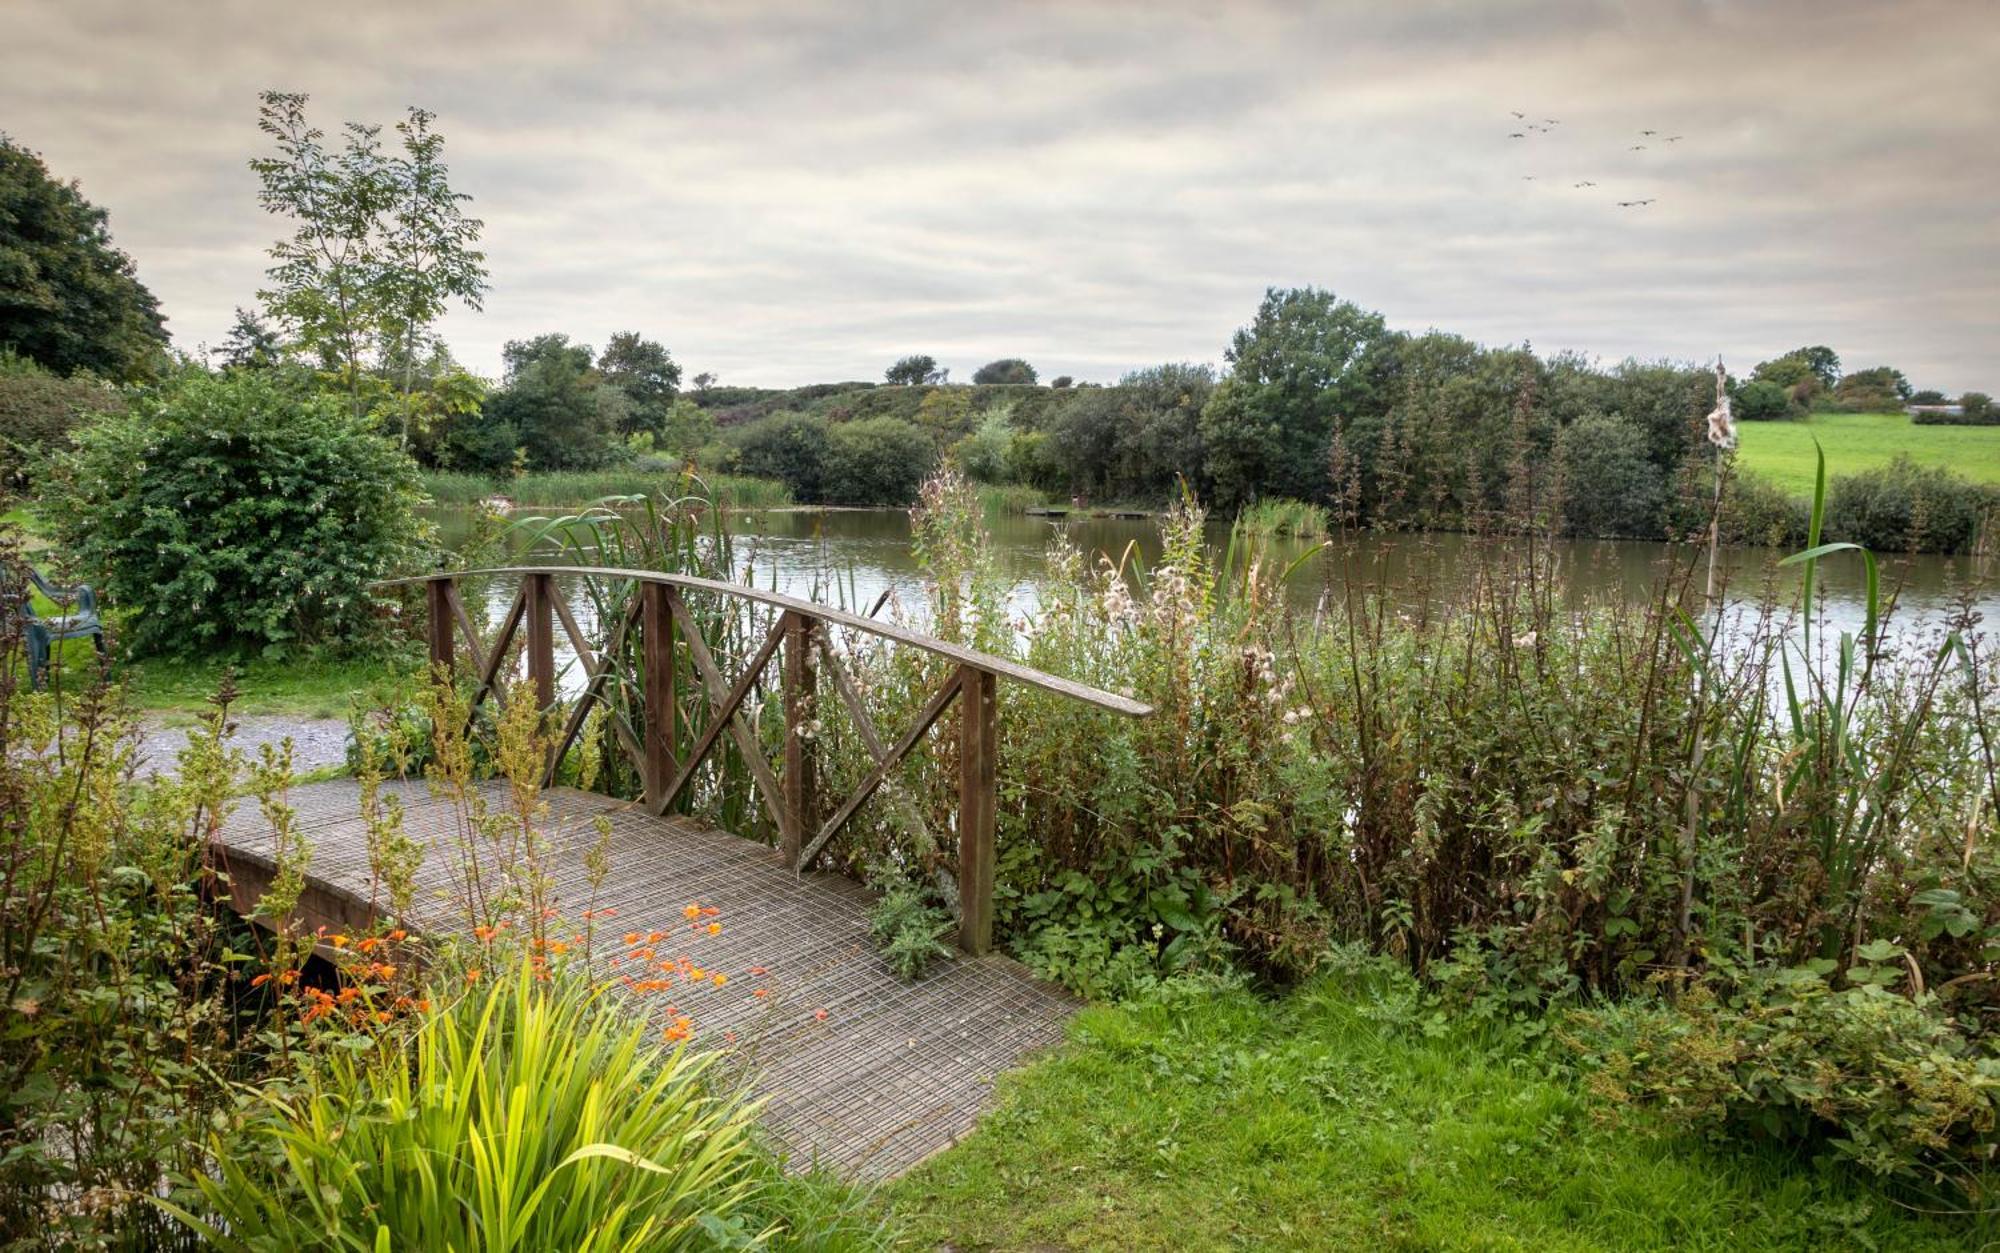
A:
<box><xmin>1735</xmin><ymin>410</ymin><xmax>2000</xmax><ymax>495</ymax></box>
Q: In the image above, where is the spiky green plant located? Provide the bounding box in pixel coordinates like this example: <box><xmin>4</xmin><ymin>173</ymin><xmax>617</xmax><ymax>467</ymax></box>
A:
<box><xmin>166</xmin><ymin>963</ymin><xmax>769</xmax><ymax>1251</ymax></box>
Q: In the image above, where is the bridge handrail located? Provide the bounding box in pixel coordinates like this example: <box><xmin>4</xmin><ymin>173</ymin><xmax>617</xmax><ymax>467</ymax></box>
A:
<box><xmin>378</xmin><ymin>564</ymin><xmax>1152</xmax><ymax>717</ymax></box>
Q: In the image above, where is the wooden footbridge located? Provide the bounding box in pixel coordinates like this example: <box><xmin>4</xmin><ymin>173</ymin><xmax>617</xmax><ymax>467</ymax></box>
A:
<box><xmin>211</xmin><ymin>565</ymin><xmax>1150</xmax><ymax>1179</ymax></box>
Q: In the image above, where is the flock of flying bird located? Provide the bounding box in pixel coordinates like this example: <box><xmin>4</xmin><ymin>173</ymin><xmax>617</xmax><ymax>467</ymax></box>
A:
<box><xmin>1506</xmin><ymin>109</ymin><xmax>1679</xmax><ymax>209</ymax></box>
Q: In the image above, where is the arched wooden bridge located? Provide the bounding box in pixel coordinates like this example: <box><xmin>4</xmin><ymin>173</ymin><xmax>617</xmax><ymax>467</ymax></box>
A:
<box><xmin>212</xmin><ymin>564</ymin><xmax>1150</xmax><ymax>1179</ymax></box>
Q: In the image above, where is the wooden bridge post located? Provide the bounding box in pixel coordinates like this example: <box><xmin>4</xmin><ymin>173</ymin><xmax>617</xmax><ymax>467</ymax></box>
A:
<box><xmin>524</xmin><ymin>572</ymin><xmax>556</xmax><ymax>713</ymax></box>
<box><xmin>781</xmin><ymin>612</ymin><xmax>818</xmax><ymax>868</ymax></box>
<box><xmin>641</xmin><ymin>581</ymin><xmax>677</xmax><ymax>807</ymax></box>
<box><xmin>957</xmin><ymin>664</ymin><xmax>998</xmax><ymax>955</ymax></box>
<box><xmin>425</xmin><ymin>576</ymin><xmax>455</xmax><ymax>679</ymax></box>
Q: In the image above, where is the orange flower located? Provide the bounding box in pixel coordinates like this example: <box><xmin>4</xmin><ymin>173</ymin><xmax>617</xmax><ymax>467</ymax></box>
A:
<box><xmin>813</xmin><ymin>1008</ymin><xmax>829</xmax><ymax>1021</ymax></box>
<box><xmin>622</xmin><ymin>932</ymin><xmax>641</xmax><ymax>946</ymax></box>
<box><xmin>473</xmin><ymin>925</ymin><xmax>498</xmax><ymax>943</ymax></box>
<box><xmin>705</xmin><ymin>922</ymin><xmax>722</xmax><ymax>937</ymax></box>
<box><xmin>683</xmin><ymin>903</ymin><xmax>702</xmax><ymax>920</ymax></box>
<box><xmin>701</xmin><ymin>906</ymin><xmax>719</xmax><ymax>918</ymax></box>
<box><xmin>327</xmin><ymin>934</ymin><xmax>349</xmax><ymax>949</ymax></box>
<box><xmin>387</xmin><ymin>929</ymin><xmax>409</xmax><ymax>942</ymax></box>
<box><xmin>356</xmin><ymin>937</ymin><xmax>382</xmax><ymax>953</ymax></box>
<box><xmin>752</xmin><ymin>988</ymin><xmax>770</xmax><ymax>999</ymax></box>
<box><xmin>647</xmin><ymin>930</ymin><xmax>665</xmax><ymax>944</ymax></box>
<box><xmin>250</xmin><ymin>973</ymin><xmax>272</xmax><ymax>988</ymax></box>
<box><xmin>689</xmin><ymin>967</ymin><xmax>705</xmax><ymax>980</ymax></box>
<box><xmin>465</xmin><ymin>969</ymin><xmax>482</xmax><ymax>984</ymax></box>
<box><xmin>749</xmin><ymin>965</ymin><xmax>768</xmax><ymax>976</ymax></box>
<box><xmin>711</xmin><ymin>972</ymin><xmax>728</xmax><ymax>987</ymax></box>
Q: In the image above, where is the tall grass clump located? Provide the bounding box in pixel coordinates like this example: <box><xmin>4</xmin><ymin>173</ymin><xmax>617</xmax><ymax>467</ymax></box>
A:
<box><xmin>975</xmin><ymin>482</ymin><xmax>1049</xmax><ymax>515</ymax></box>
<box><xmin>170</xmin><ymin>963</ymin><xmax>769</xmax><ymax>1252</ymax></box>
<box><xmin>425</xmin><ymin>465</ymin><xmax>794</xmax><ymax>509</ymax></box>
<box><xmin>1232</xmin><ymin>496</ymin><xmax>1328</xmax><ymax>539</ymax></box>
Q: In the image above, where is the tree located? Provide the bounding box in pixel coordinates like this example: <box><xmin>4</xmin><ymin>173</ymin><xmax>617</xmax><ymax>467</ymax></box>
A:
<box><xmin>597</xmin><ymin>331</ymin><xmax>681</xmax><ymax>438</ymax></box>
<box><xmin>1558</xmin><ymin>413</ymin><xmax>1664</xmax><ymax>538</ymax></box>
<box><xmin>1734</xmin><ymin>380</ymin><xmax>1793</xmax><ymax>422</ymax></box>
<box><xmin>215</xmin><ymin>307</ymin><xmax>281</xmax><ymax>370</ymax></box>
<box><xmin>691</xmin><ymin>371</ymin><xmax>716</xmax><ymax>392</ymax></box>
<box><xmin>483</xmin><ymin>334</ymin><xmax>623</xmax><ymax>470</ymax></box>
<box><xmin>1910</xmin><ymin>389</ymin><xmax>1949</xmax><ymax>405</ymax></box>
<box><xmin>659</xmin><ymin>396</ymin><xmax>715</xmax><ymax>457</ymax></box>
<box><xmin>734</xmin><ymin>411</ymin><xmax>829</xmax><ymax>501</ymax></box>
<box><xmin>1834</xmin><ymin>366</ymin><xmax>1912</xmax><ymax>411</ymax></box>
<box><xmin>915</xmin><ymin>386</ymin><xmax>973</xmax><ymax>440</ymax></box>
<box><xmin>0</xmin><ymin>352</ymin><xmax>123</xmax><ymax>489</ymax></box>
<box><xmin>1781</xmin><ymin>345</ymin><xmax>1841</xmax><ymax>389</ymax></box>
<box><xmin>250</xmin><ymin>92</ymin><xmax>486</xmax><ymax>439</ymax></box>
<box><xmin>886</xmin><ymin>354</ymin><xmax>944</xmax><ymax>386</ymax></box>
<box><xmin>823</xmin><ymin>417</ymin><xmax>937</xmax><ymax>504</ymax></box>
<box><xmin>0</xmin><ymin>136</ymin><xmax>167</xmax><ymax>380</ymax></box>
<box><xmin>1049</xmin><ymin>375</ymin><xmax>1073</xmax><ymax>389</ymax></box>
<box><xmin>1964</xmin><ymin>392</ymin><xmax>1993</xmax><ymax>420</ymax></box>
<box><xmin>972</xmin><ymin>358</ymin><xmax>1037</xmax><ymax>385</ymax></box>
<box><xmin>1200</xmin><ymin>287</ymin><xmax>1389</xmax><ymax>507</ymax></box>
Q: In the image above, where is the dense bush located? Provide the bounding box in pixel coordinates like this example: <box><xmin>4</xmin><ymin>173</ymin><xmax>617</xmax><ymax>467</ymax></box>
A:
<box><xmin>1824</xmin><ymin>455</ymin><xmax>1998</xmax><ymax>552</ymax></box>
<box><xmin>0</xmin><ymin>352</ymin><xmax>123</xmax><ymax>488</ymax></box>
<box><xmin>733</xmin><ymin>409</ymin><xmax>830</xmax><ymax>502</ymax></box>
<box><xmin>43</xmin><ymin>367</ymin><xmax>433</xmax><ymax>655</ymax></box>
<box><xmin>1557</xmin><ymin>412</ymin><xmax>1664</xmax><ymax>537</ymax></box>
<box><xmin>1733</xmin><ymin>379</ymin><xmax>1794</xmax><ymax>421</ymax></box>
<box><xmin>1576</xmin><ymin>964</ymin><xmax>2000</xmax><ymax>1191</ymax></box>
<box><xmin>823</xmin><ymin>416</ymin><xmax>937</xmax><ymax>505</ymax></box>
<box><xmin>1912</xmin><ymin>394</ymin><xmax>1999</xmax><ymax>426</ymax></box>
<box><xmin>1713</xmin><ymin>468</ymin><xmax>1808</xmax><ymax>547</ymax></box>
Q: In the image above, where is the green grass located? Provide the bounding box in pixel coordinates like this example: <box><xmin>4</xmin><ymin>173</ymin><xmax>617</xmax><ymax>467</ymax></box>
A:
<box><xmin>888</xmin><ymin>973</ymin><xmax>1978</xmax><ymax>1251</ymax></box>
<box><xmin>422</xmin><ymin>468</ymin><xmax>793</xmax><ymax>509</ymax></box>
<box><xmin>118</xmin><ymin>652</ymin><xmax>412</xmax><ymax>718</ymax></box>
<box><xmin>1736</xmin><ymin>411</ymin><xmax>2000</xmax><ymax>496</ymax></box>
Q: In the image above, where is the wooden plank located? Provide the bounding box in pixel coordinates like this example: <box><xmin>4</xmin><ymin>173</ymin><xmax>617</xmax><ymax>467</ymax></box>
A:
<box><xmin>957</xmin><ymin>665</ymin><xmax>998</xmax><ymax>955</ymax></box>
<box><xmin>799</xmin><ymin>669</ymin><xmax>961</xmax><ymax>867</ymax></box>
<box><xmin>467</xmin><ymin>588</ymin><xmax>526</xmax><ymax>720</ymax></box>
<box><xmin>541</xmin><ymin>596</ymin><xmax>641</xmax><ymax>788</ymax></box>
<box><xmin>380</xmin><ymin>565</ymin><xmax>1152</xmax><ymax>717</ymax></box>
<box><xmin>815</xmin><ymin>633</ymin><xmax>939</xmax><ymax>858</ymax></box>
<box><xmin>641</xmin><ymin>581</ymin><xmax>678</xmax><ymax>805</ymax></box>
<box><xmin>782</xmin><ymin>612</ymin><xmax>817</xmax><ymax>869</ymax></box>
<box><xmin>653</xmin><ymin>592</ymin><xmax>787</xmax><ymax>830</ymax></box>
<box><xmin>445</xmin><ymin>582</ymin><xmax>488</xmax><ymax>679</ymax></box>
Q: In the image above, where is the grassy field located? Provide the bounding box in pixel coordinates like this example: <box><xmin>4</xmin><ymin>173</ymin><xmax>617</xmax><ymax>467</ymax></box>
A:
<box><xmin>421</xmin><ymin>468</ymin><xmax>793</xmax><ymax>508</ymax></box>
<box><xmin>888</xmin><ymin>972</ymin><xmax>1977</xmax><ymax>1251</ymax></box>
<box><xmin>1736</xmin><ymin>411</ymin><xmax>2000</xmax><ymax>496</ymax></box>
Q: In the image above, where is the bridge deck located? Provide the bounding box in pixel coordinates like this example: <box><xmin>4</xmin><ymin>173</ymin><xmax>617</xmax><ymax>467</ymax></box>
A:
<box><xmin>212</xmin><ymin>779</ymin><xmax>1074</xmax><ymax>1180</ymax></box>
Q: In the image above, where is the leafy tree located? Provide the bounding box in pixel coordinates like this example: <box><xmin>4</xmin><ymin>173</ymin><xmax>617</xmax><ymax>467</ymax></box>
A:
<box><xmin>215</xmin><ymin>306</ymin><xmax>281</xmax><ymax>370</ymax></box>
<box><xmin>733</xmin><ymin>411</ymin><xmax>830</xmax><ymax>501</ymax></box>
<box><xmin>972</xmin><ymin>358</ymin><xmax>1037</xmax><ymax>385</ymax></box>
<box><xmin>1735</xmin><ymin>380</ymin><xmax>1793</xmax><ymax>421</ymax></box>
<box><xmin>483</xmin><ymin>334</ymin><xmax>623</xmax><ymax>471</ymax></box>
<box><xmin>1964</xmin><ymin>392</ymin><xmax>1993</xmax><ymax>420</ymax></box>
<box><xmin>1781</xmin><ymin>345</ymin><xmax>1841</xmax><ymax>389</ymax></box>
<box><xmin>1748</xmin><ymin>354</ymin><xmax>1820</xmax><ymax>411</ymax></box>
<box><xmin>42</xmin><ymin>367</ymin><xmax>430</xmax><ymax>655</ymax></box>
<box><xmin>659</xmin><ymin>396</ymin><xmax>715</xmax><ymax>457</ymax></box>
<box><xmin>691</xmin><ymin>371</ymin><xmax>716</xmax><ymax>392</ymax></box>
<box><xmin>1558</xmin><ymin>413</ymin><xmax>1664</xmax><ymax>538</ymax></box>
<box><xmin>250</xmin><ymin>92</ymin><xmax>486</xmax><ymax>439</ymax></box>
<box><xmin>1049</xmin><ymin>375</ymin><xmax>1073</xmax><ymax>389</ymax></box>
<box><xmin>0</xmin><ymin>135</ymin><xmax>167</xmax><ymax>380</ymax></box>
<box><xmin>1909</xmin><ymin>389</ymin><xmax>1948</xmax><ymax>405</ymax></box>
<box><xmin>1200</xmin><ymin>287</ymin><xmax>1389</xmax><ymax>507</ymax></box>
<box><xmin>823</xmin><ymin>417</ymin><xmax>937</xmax><ymax>504</ymax></box>
<box><xmin>915</xmin><ymin>386</ymin><xmax>973</xmax><ymax>440</ymax></box>
<box><xmin>1834</xmin><ymin>366</ymin><xmax>1912</xmax><ymax>411</ymax></box>
<box><xmin>953</xmin><ymin>411</ymin><xmax>1016</xmax><ymax>483</ymax></box>
<box><xmin>597</xmin><ymin>331</ymin><xmax>681</xmax><ymax>437</ymax></box>
<box><xmin>0</xmin><ymin>351</ymin><xmax>123</xmax><ymax>489</ymax></box>
<box><xmin>886</xmin><ymin>354</ymin><xmax>944</xmax><ymax>386</ymax></box>
<box><xmin>1047</xmin><ymin>363</ymin><xmax>1213</xmax><ymax>501</ymax></box>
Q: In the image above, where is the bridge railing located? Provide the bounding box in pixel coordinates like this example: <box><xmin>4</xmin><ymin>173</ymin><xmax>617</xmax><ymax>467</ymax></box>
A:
<box><xmin>382</xmin><ymin>565</ymin><xmax>1152</xmax><ymax>954</ymax></box>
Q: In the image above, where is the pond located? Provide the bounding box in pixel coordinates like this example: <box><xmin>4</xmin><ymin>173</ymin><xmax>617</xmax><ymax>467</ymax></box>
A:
<box><xmin>429</xmin><ymin>505</ymin><xmax>1999</xmax><ymax>652</ymax></box>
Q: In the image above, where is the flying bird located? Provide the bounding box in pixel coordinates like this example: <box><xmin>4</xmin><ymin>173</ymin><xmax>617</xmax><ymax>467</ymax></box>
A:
<box><xmin>1522</xmin><ymin>175</ymin><xmax>1537</xmax><ymax>181</ymax></box>
<box><xmin>1573</xmin><ymin>180</ymin><xmax>1596</xmax><ymax>187</ymax></box>
<box><xmin>1544</xmin><ymin>118</ymin><xmax>1560</xmax><ymax>125</ymax></box>
<box><xmin>1511</xmin><ymin>110</ymin><xmax>1525</xmax><ymax>118</ymax></box>
<box><xmin>1665</xmin><ymin>135</ymin><xmax>1685</xmax><ymax>142</ymax></box>
<box><xmin>1616</xmin><ymin>199</ymin><xmax>1656</xmax><ymax>207</ymax></box>
<box><xmin>1509</xmin><ymin>132</ymin><xmax>1526</xmax><ymax>138</ymax></box>
<box><xmin>1641</xmin><ymin>129</ymin><xmax>1657</xmax><ymax>136</ymax></box>
<box><xmin>1630</xmin><ymin>144</ymin><xmax>1647</xmax><ymax>150</ymax></box>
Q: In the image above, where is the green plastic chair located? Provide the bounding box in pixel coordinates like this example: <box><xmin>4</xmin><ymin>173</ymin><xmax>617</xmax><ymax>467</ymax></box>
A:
<box><xmin>18</xmin><ymin>566</ymin><xmax>105</xmax><ymax>689</ymax></box>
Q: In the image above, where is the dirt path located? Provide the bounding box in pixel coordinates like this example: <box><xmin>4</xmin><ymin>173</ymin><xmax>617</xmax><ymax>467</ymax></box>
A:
<box><xmin>135</xmin><ymin>714</ymin><xmax>350</xmax><ymax>777</ymax></box>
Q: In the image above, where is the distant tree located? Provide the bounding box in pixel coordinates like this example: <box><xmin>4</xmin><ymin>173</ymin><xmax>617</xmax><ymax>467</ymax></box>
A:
<box><xmin>659</xmin><ymin>396</ymin><xmax>715</xmax><ymax>456</ymax></box>
<box><xmin>886</xmin><ymin>354</ymin><xmax>944</xmax><ymax>386</ymax></box>
<box><xmin>1782</xmin><ymin>345</ymin><xmax>1841</xmax><ymax>389</ymax></box>
<box><xmin>691</xmin><ymin>371</ymin><xmax>716</xmax><ymax>392</ymax></box>
<box><xmin>1048</xmin><ymin>363</ymin><xmax>1213</xmax><ymax>500</ymax></box>
<box><xmin>972</xmin><ymin>358</ymin><xmax>1037</xmax><ymax>385</ymax></box>
<box><xmin>1964</xmin><ymin>392</ymin><xmax>1993</xmax><ymax>420</ymax></box>
<box><xmin>823</xmin><ymin>417</ymin><xmax>937</xmax><ymax>504</ymax></box>
<box><xmin>1909</xmin><ymin>389</ymin><xmax>1949</xmax><ymax>405</ymax></box>
<box><xmin>597</xmin><ymin>331</ymin><xmax>681</xmax><ymax>438</ymax></box>
<box><xmin>483</xmin><ymin>334</ymin><xmax>622</xmax><ymax>470</ymax></box>
<box><xmin>250</xmin><ymin>91</ymin><xmax>486</xmax><ymax>439</ymax></box>
<box><xmin>0</xmin><ymin>135</ymin><xmax>168</xmax><ymax>380</ymax></box>
<box><xmin>734</xmin><ymin>411</ymin><xmax>829</xmax><ymax>501</ymax></box>
<box><xmin>1734</xmin><ymin>380</ymin><xmax>1793</xmax><ymax>422</ymax></box>
<box><xmin>1834</xmin><ymin>366</ymin><xmax>1912</xmax><ymax>411</ymax></box>
<box><xmin>1558</xmin><ymin>413</ymin><xmax>1663</xmax><ymax>538</ymax></box>
<box><xmin>215</xmin><ymin>307</ymin><xmax>281</xmax><ymax>370</ymax></box>
<box><xmin>1049</xmin><ymin>375</ymin><xmax>1073</xmax><ymax>389</ymax></box>
<box><xmin>1200</xmin><ymin>287</ymin><xmax>1389</xmax><ymax>507</ymax></box>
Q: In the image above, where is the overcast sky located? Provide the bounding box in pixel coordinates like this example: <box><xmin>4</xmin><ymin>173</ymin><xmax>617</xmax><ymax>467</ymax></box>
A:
<box><xmin>4</xmin><ymin>0</ymin><xmax>1995</xmax><ymax>391</ymax></box>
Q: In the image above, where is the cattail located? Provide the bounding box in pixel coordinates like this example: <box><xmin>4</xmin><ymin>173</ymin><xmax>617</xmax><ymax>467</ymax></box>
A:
<box><xmin>1705</xmin><ymin>357</ymin><xmax>1736</xmax><ymax>450</ymax></box>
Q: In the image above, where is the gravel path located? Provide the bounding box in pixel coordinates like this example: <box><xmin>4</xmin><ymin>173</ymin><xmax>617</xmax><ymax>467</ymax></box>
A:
<box><xmin>135</xmin><ymin>714</ymin><xmax>351</xmax><ymax>777</ymax></box>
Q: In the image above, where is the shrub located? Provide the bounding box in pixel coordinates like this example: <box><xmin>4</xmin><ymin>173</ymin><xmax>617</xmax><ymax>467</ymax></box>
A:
<box><xmin>823</xmin><ymin>415</ymin><xmax>937</xmax><ymax>505</ymax></box>
<box><xmin>1573</xmin><ymin>964</ymin><xmax>2000</xmax><ymax>1191</ymax></box>
<box><xmin>1715</xmin><ymin>468</ymin><xmax>1808</xmax><ymax>547</ymax></box>
<box><xmin>1823</xmin><ymin>455</ymin><xmax>1998</xmax><ymax>552</ymax></box>
<box><xmin>733</xmin><ymin>410</ymin><xmax>830</xmax><ymax>502</ymax></box>
<box><xmin>173</xmin><ymin>963</ymin><xmax>769</xmax><ymax>1250</ymax></box>
<box><xmin>972</xmin><ymin>358</ymin><xmax>1037</xmax><ymax>385</ymax></box>
<box><xmin>1913</xmin><ymin>394</ymin><xmax>1998</xmax><ymax>426</ymax></box>
<box><xmin>868</xmin><ymin>871</ymin><xmax>956</xmax><ymax>980</ymax></box>
<box><xmin>1557</xmin><ymin>412</ymin><xmax>1665</xmax><ymax>537</ymax></box>
<box><xmin>42</xmin><ymin>367</ymin><xmax>433</xmax><ymax>656</ymax></box>
<box><xmin>1734</xmin><ymin>379</ymin><xmax>1794</xmax><ymax>421</ymax></box>
<box><xmin>0</xmin><ymin>352</ymin><xmax>123</xmax><ymax>488</ymax></box>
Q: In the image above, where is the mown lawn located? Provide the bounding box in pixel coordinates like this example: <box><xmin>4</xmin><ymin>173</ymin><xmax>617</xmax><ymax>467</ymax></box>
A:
<box><xmin>1736</xmin><ymin>411</ymin><xmax>2000</xmax><ymax>496</ymax></box>
<box><xmin>888</xmin><ymin>974</ymin><xmax>1979</xmax><ymax>1251</ymax></box>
